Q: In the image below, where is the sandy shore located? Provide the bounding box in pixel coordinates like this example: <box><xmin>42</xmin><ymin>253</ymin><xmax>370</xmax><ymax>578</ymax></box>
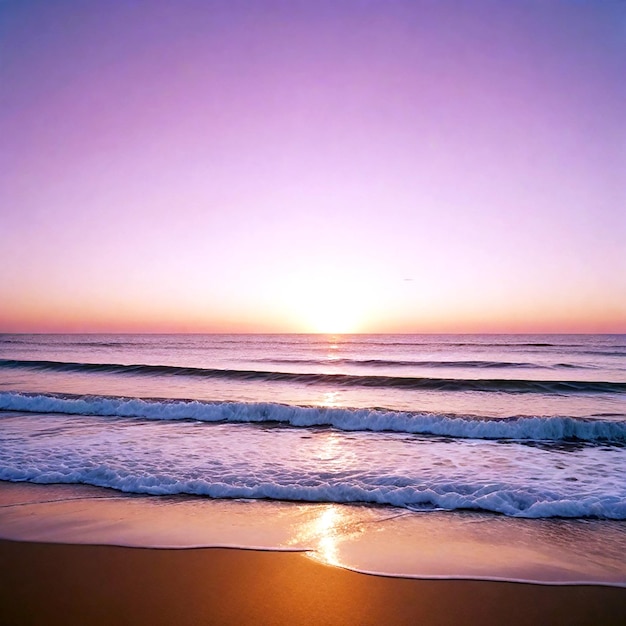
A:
<box><xmin>1</xmin><ymin>539</ymin><xmax>625</xmax><ymax>626</ymax></box>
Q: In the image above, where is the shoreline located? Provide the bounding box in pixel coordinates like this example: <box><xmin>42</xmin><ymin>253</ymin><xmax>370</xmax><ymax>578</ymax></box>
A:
<box><xmin>2</xmin><ymin>480</ymin><xmax>625</xmax><ymax>587</ymax></box>
<box><xmin>2</xmin><ymin>539</ymin><xmax>626</xmax><ymax>626</ymax></box>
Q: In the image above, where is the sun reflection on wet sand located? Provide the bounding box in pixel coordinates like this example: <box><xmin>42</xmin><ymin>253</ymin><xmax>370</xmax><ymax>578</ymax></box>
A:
<box><xmin>312</xmin><ymin>506</ymin><xmax>342</xmax><ymax>566</ymax></box>
<box><xmin>289</xmin><ymin>504</ymin><xmax>347</xmax><ymax>567</ymax></box>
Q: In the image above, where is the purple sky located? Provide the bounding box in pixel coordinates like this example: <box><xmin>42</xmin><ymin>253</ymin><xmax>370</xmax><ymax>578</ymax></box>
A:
<box><xmin>1</xmin><ymin>0</ymin><xmax>624</xmax><ymax>333</ymax></box>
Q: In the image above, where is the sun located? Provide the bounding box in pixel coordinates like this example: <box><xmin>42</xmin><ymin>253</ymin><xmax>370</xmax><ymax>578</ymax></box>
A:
<box><xmin>302</xmin><ymin>301</ymin><xmax>360</xmax><ymax>334</ymax></box>
<box><xmin>280</xmin><ymin>271</ymin><xmax>368</xmax><ymax>334</ymax></box>
<box><xmin>296</xmin><ymin>286</ymin><xmax>363</xmax><ymax>334</ymax></box>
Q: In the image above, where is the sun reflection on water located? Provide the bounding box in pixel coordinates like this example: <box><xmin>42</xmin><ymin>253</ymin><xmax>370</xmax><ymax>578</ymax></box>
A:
<box><xmin>325</xmin><ymin>336</ymin><xmax>340</xmax><ymax>360</ymax></box>
<box><xmin>317</xmin><ymin>335</ymin><xmax>345</xmax><ymax>406</ymax></box>
<box><xmin>315</xmin><ymin>431</ymin><xmax>344</xmax><ymax>463</ymax></box>
<box><xmin>320</xmin><ymin>390</ymin><xmax>340</xmax><ymax>407</ymax></box>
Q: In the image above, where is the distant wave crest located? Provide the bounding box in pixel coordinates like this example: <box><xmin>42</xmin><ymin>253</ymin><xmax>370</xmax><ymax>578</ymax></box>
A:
<box><xmin>1</xmin><ymin>359</ymin><xmax>624</xmax><ymax>394</ymax></box>
<box><xmin>255</xmin><ymin>357</ymin><xmax>592</xmax><ymax>370</ymax></box>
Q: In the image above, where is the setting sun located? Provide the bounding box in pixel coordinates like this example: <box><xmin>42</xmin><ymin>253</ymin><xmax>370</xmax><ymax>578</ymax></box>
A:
<box><xmin>279</xmin><ymin>271</ymin><xmax>371</xmax><ymax>333</ymax></box>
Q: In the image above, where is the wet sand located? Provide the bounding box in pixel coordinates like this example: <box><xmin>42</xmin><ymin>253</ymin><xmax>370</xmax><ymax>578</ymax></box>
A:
<box><xmin>1</xmin><ymin>539</ymin><xmax>625</xmax><ymax>626</ymax></box>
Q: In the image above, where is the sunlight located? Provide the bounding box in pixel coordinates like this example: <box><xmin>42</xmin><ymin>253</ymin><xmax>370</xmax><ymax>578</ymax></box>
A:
<box><xmin>280</xmin><ymin>271</ymin><xmax>371</xmax><ymax>334</ymax></box>
<box><xmin>289</xmin><ymin>504</ymin><xmax>343</xmax><ymax>567</ymax></box>
<box><xmin>320</xmin><ymin>390</ymin><xmax>340</xmax><ymax>407</ymax></box>
<box><xmin>316</xmin><ymin>432</ymin><xmax>342</xmax><ymax>462</ymax></box>
<box><xmin>314</xmin><ymin>506</ymin><xmax>342</xmax><ymax>566</ymax></box>
<box><xmin>296</xmin><ymin>290</ymin><xmax>361</xmax><ymax>334</ymax></box>
<box><xmin>287</xmin><ymin>502</ymin><xmax>371</xmax><ymax>568</ymax></box>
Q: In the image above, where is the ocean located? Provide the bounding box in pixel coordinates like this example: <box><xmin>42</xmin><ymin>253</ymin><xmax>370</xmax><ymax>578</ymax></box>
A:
<box><xmin>1</xmin><ymin>333</ymin><xmax>625</xmax><ymax>584</ymax></box>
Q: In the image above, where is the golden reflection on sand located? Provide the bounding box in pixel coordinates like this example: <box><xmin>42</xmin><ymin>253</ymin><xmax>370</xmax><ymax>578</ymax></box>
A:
<box><xmin>289</xmin><ymin>504</ymin><xmax>344</xmax><ymax>567</ymax></box>
<box><xmin>313</xmin><ymin>506</ymin><xmax>342</xmax><ymax>566</ymax></box>
<box><xmin>289</xmin><ymin>504</ymin><xmax>364</xmax><ymax>567</ymax></box>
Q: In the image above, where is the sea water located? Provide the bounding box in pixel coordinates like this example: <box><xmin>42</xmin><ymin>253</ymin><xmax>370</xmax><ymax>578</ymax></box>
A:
<box><xmin>1</xmin><ymin>334</ymin><xmax>625</xmax><ymax>583</ymax></box>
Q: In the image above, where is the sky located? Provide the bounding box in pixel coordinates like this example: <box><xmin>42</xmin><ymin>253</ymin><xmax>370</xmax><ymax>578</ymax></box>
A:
<box><xmin>1</xmin><ymin>0</ymin><xmax>625</xmax><ymax>334</ymax></box>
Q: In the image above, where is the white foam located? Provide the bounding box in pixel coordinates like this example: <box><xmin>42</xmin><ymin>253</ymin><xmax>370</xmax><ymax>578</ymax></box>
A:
<box><xmin>1</xmin><ymin>411</ymin><xmax>625</xmax><ymax>519</ymax></box>
<box><xmin>1</xmin><ymin>392</ymin><xmax>624</xmax><ymax>443</ymax></box>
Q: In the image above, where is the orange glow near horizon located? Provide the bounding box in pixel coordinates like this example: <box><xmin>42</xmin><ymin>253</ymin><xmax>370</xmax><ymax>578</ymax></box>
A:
<box><xmin>0</xmin><ymin>289</ymin><xmax>624</xmax><ymax>335</ymax></box>
<box><xmin>0</xmin><ymin>258</ymin><xmax>625</xmax><ymax>334</ymax></box>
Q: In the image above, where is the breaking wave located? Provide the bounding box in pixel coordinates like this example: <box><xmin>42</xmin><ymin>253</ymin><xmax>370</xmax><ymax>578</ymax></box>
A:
<box><xmin>1</xmin><ymin>391</ymin><xmax>625</xmax><ymax>443</ymax></box>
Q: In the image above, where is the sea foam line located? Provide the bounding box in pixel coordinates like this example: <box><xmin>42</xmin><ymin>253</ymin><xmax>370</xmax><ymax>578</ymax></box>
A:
<box><xmin>2</xmin><ymin>471</ymin><xmax>624</xmax><ymax>519</ymax></box>
<box><xmin>1</xmin><ymin>392</ymin><xmax>625</xmax><ymax>443</ymax></box>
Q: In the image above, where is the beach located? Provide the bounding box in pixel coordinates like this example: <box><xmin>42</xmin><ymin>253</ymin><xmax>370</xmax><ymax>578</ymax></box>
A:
<box><xmin>1</xmin><ymin>481</ymin><xmax>625</xmax><ymax>625</ymax></box>
<box><xmin>2</xmin><ymin>539</ymin><xmax>626</xmax><ymax>626</ymax></box>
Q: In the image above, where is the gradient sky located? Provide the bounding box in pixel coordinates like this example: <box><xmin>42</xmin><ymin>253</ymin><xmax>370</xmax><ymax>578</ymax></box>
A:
<box><xmin>1</xmin><ymin>0</ymin><xmax>624</xmax><ymax>333</ymax></box>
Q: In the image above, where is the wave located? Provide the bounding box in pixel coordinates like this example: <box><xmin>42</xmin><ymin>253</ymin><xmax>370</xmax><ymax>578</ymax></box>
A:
<box><xmin>251</xmin><ymin>340</ymin><xmax>593</xmax><ymax>348</ymax></box>
<box><xmin>256</xmin><ymin>358</ymin><xmax>592</xmax><ymax>370</ymax></box>
<box><xmin>4</xmin><ymin>336</ymin><xmax>617</xmax><ymax>348</ymax></box>
<box><xmin>1</xmin><ymin>358</ymin><xmax>624</xmax><ymax>394</ymax></box>
<box><xmin>3</xmin><ymin>468</ymin><xmax>624</xmax><ymax>519</ymax></box>
<box><xmin>1</xmin><ymin>392</ymin><xmax>625</xmax><ymax>443</ymax></box>
<box><xmin>0</xmin><ymin>339</ymin><xmax>137</xmax><ymax>348</ymax></box>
